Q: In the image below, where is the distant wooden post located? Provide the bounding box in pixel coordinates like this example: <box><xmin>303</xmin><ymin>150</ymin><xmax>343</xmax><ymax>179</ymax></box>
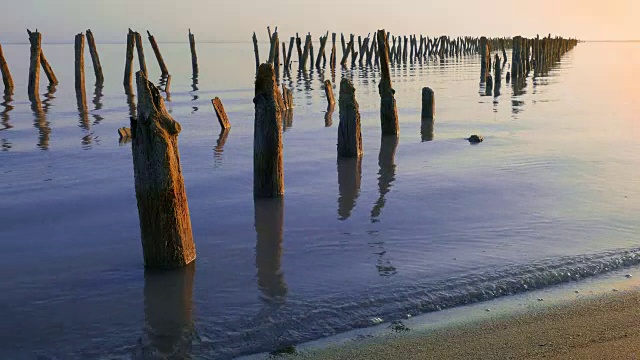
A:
<box><xmin>330</xmin><ymin>33</ymin><xmax>337</xmax><ymax>69</ymax></box>
<box><xmin>0</xmin><ymin>44</ymin><xmax>14</xmax><ymax>93</ymax></box>
<box><xmin>252</xmin><ymin>32</ymin><xmax>260</xmax><ymax>73</ymax></box>
<box><xmin>273</xmin><ymin>32</ymin><xmax>280</xmax><ymax>78</ymax></box>
<box><xmin>480</xmin><ymin>36</ymin><xmax>489</xmax><ymax>82</ymax></box>
<box><xmin>28</xmin><ymin>31</ymin><xmax>42</xmax><ymax>100</ymax></box>
<box><xmin>421</xmin><ymin>87</ymin><xmax>435</xmax><ymax>120</ymax></box>
<box><xmin>340</xmin><ymin>38</ymin><xmax>353</xmax><ymax>67</ymax></box>
<box><xmin>376</xmin><ymin>30</ymin><xmax>399</xmax><ymax>136</ymax></box>
<box><xmin>132</xmin><ymin>71</ymin><xmax>196</xmax><ymax>269</ymax></box>
<box><xmin>324</xmin><ymin>79</ymin><xmax>335</xmax><ymax>109</ymax></box>
<box><xmin>254</xmin><ymin>63</ymin><xmax>284</xmax><ymax>198</ymax></box>
<box><xmin>315</xmin><ymin>32</ymin><xmax>329</xmax><ymax>69</ymax></box>
<box><xmin>124</xmin><ymin>29</ymin><xmax>136</xmax><ymax>91</ymax></box>
<box><xmin>27</xmin><ymin>29</ymin><xmax>58</xmax><ymax>86</ymax></box>
<box><xmin>301</xmin><ymin>34</ymin><xmax>312</xmax><ymax>70</ymax></box>
<box><xmin>296</xmin><ymin>34</ymin><xmax>303</xmax><ymax>64</ymax></box>
<box><xmin>85</xmin><ymin>29</ymin><xmax>105</xmax><ymax>84</ymax></box>
<box><xmin>494</xmin><ymin>54</ymin><xmax>502</xmax><ymax>96</ymax></box>
<box><xmin>211</xmin><ymin>97</ymin><xmax>230</xmax><ymax>129</ymax></box>
<box><xmin>133</xmin><ymin>31</ymin><xmax>148</xmax><ymax>77</ymax></box>
<box><xmin>75</xmin><ymin>33</ymin><xmax>88</xmax><ymax>114</ymax></box>
<box><xmin>147</xmin><ymin>30</ymin><xmax>169</xmax><ymax>76</ymax></box>
<box><xmin>337</xmin><ymin>78</ymin><xmax>363</xmax><ymax>158</ymax></box>
<box><xmin>189</xmin><ymin>29</ymin><xmax>198</xmax><ymax>75</ymax></box>
<box><xmin>285</xmin><ymin>37</ymin><xmax>295</xmax><ymax>70</ymax></box>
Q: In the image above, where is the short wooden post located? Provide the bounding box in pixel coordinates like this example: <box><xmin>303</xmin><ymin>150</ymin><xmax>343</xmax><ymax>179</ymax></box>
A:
<box><xmin>376</xmin><ymin>30</ymin><xmax>399</xmax><ymax>136</ymax></box>
<box><xmin>132</xmin><ymin>71</ymin><xmax>196</xmax><ymax>269</ymax></box>
<box><xmin>124</xmin><ymin>29</ymin><xmax>136</xmax><ymax>90</ymax></box>
<box><xmin>27</xmin><ymin>29</ymin><xmax>58</xmax><ymax>86</ymax></box>
<box><xmin>212</xmin><ymin>97</ymin><xmax>230</xmax><ymax>129</ymax></box>
<box><xmin>147</xmin><ymin>30</ymin><xmax>169</xmax><ymax>76</ymax></box>
<box><xmin>189</xmin><ymin>29</ymin><xmax>198</xmax><ymax>75</ymax></box>
<box><xmin>337</xmin><ymin>78</ymin><xmax>363</xmax><ymax>158</ymax></box>
<box><xmin>494</xmin><ymin>54</ymin><xmax>502</xmax><ymax>96</ymax></box>
<box><xmin>421</xmin><ymin>87</ymin><xmax>435</xmax><ymax>120</ymax></box>
<box><xmin>28</xmin><ymin>31</ymin><xmax>42</xmax><ymax>100</ymax></box>
<box><xmin>485</xmin><ymin>74</ymin><xmax>493</xmax><ymax>96</ymax></box>
<box><xmin>282</xmin><ymin>85</ymin><xmax>293</xmax><ymax>110</ymax></box>
<box><xmin>480</xmin><ymin>36</ymin><xmax>489</xmax><ymax>82</ymax></box>
<box><xmin>86</xmin><ymin>29</ymin><xmax>105</xmax><ymax>84</ymax></box>
<box><xmin>253</xmin><ymin>63</ymin><xmax>284</xmax><ymax>198</ymax></box>
<box><xmin>324</xmin><ymin>79</ymin><xmax>335</xmax><ymax>109</ymax></box>
<box><xmin>132</xmin><ymin>31</ymin><xmax>148</xmax><ymax>77</ymax></box>
<box><xmin>0</xmin><ymin>44</ymin><xmax>14</xmax><ymax>93</ymax></box>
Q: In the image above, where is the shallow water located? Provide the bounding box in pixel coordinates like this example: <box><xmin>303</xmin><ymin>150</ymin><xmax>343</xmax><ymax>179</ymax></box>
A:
<box><xmin>1</xmin><ymin>41</ymin><xmax>640</xmax><ymax>359</ymax></box>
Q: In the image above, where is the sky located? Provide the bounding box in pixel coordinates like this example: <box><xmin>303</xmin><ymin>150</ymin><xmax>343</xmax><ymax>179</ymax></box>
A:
<box><xmin>1</xmin><ymin>0</ymin><xmax>638</xmax><ymax>44</ymax></box>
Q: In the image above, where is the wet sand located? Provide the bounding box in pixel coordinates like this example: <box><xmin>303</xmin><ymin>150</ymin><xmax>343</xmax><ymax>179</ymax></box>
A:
<box><xmin>296</xmin><ymin>290</ymin><xmax>640</xmax><ymax>360</ymax></box>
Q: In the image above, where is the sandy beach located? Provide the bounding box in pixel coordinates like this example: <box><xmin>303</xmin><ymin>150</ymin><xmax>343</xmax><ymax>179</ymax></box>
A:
<box><xmin>294</xmin><ymin>290</ymin><xmax>640</xmax><ymax>360</ymax></box>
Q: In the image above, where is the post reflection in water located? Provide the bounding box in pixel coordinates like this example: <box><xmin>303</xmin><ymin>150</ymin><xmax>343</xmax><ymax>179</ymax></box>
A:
<box><xmin>191</xmin><ymin>74</ymin><xmax>199</xmax><ymax>113</ymax></box>
<box><xmin>254</xmin><ymin>198</ymin><xmax>287</xmax><ymax>302</ymax></box>
<box><xmin>77</xmin><ymin>84</ymin><xmax>92</xmax><ymax>149</ymax></box>
<box><xmin>370</xmin><ymin>136</ymin><xmax>398</xmax><ymax>222</ymax></box>
<box><xmin>324</xmin><ymin>106</ymin><xmax>334</xmax><ymax>127</ymax></box>
<box><xmin>137</xmin><ymin>263</ymin><xmax>196</xmax><ymax>359</ymax></box>
<box><xmin>213</xmin><ymin>128</ymin><xmax>229</xmax><ymax>168</ymax></box>
<box><xmin>92</xmin><ymin>84</ymin><xmax>104</xmax><ymax>125</ymax></box>
<box><xmin>126</xmin><ymin>88</ymin><xmax>137</xmax><ymax>120</ymax></box>
<box><xmin>282</xmin><ymin>109</ymin><xmax>293</xmax><ymax>131</ymax></box>
<box><xmin>1</xmin><ymin>90</ymin><xmax>14</xmax><ymax>131</ymax></box>
<box><xmin>42</xmin><ymin>84</ymin><xmax>56</xmax><ymax>114</ymax></box>
<box><xmin>337</xmin><ymin>157</ymin><xmax>362</xmax><ymax>221</ymax></box>
<box><xmin>31</xmin><ymin>96</ymin><xmax>50</xmax><ymax>151</ymax></box>
<box><xmin>420</xmin><ymin>118</ymin><xmax>434</xmax><ymax>142</ymax></box>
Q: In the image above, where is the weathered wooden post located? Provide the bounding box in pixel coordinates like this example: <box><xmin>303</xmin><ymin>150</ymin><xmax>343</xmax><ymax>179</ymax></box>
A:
<box><xmin>86</xmin><ymin>29</ymin><xmax>105</xmax><ymax>84</ymax></box>
<box><xmin>340</xmin><ymin>38</ymin><xmax>353</xmax><ymax>67</ymax></box>
<box><xmin>211</xmin><ymin>97</ymin><xmax>230</xmax><ymax>130</ymax></box>
<box><xmin>324</xmin><ymin>79</ymin><xmax>335</xmax><ymax>109</ymax></box>
<box><xmin>337</xmin><ymin>78</ymin><xmax>363</xmax><ymax>158</ymax></box>
<box><xmin>330</xmin><ymin>33</ymin><xmax>337</xmax><ymax>69</ymax></box>
<box><xmin>250</xmin><ymin>32</ymin><xmax>261</xmax><ymax>75</ymax></box>
<box><xmin>0</xmin><ymin>44</ymin><xmax>14</xmax><ymax>93</ymax></box>
<box><xmin>494</xmin><ymin>54</ymin><xmax>502</xmax><ymax>96</ymax></box>
<box><xmin>480</xmin><ymin>36</ymin><xmax>489</xmax><ymax>82</ymax></box>
<box><xmin>133</xmin><ymin>31</ymin><xmax>148</xmax><ymax>77</ymax></box>
<box><xmin>147</xmin><ymin>30</ymin><xmax>169</xmax><ymax>76</ymax></box>
<box><xmin>189</xmin><ymin>29</ymin><xmax>198</xmax><ymax>75</ymax></box>
<box><xmin>74</xmin><ymin>33</ymin><xmax>87</xmax><ymax>105</ymax></box>
<box><xmin>27</xmin><ymin>30</ymin><xmax>58</xmax><ymax>86</ymax></box>
<box><xmin>421</xmin><ymin>87</ymin><xmax>435</xmax><ymax>120</ymax></box>
<box><xmin>315</xmin><ymin>32</ymin><xmax>329</xmax><ymax>69</ymax></box>
<box><xmin>254</xmin><ymin>64</ymin><xmax>284</xmax><ymax>198</ymax></box>
<box><xmin>272</xmin><ymin>32</ymin><xmax>280</xmax><ymax>78</ymax></box>
<box><xmin>300</xmin><ymin>34</ymin><xmax>312</xmax><ymax>70</ymax></box>
<box><xmin>285</xmin><ymin>37</ymin><xmax>295</xmax><ymax>70</ymax></box>
<box><xmin>28</xmin><ymin>31</ymin><xmax>42</xmax><ymax>100</ymax></box>
<box><xmin>376</xmin><ymin>30</ymin><xmax>399</xmax><ymax>136</ymax></box>
<box><xmin>124</xmin><ymin>29</ymin><xmax>136</xmax><ymax>91</ymax></box>
<box><xmin>132</xmin><ymin>71</ymin><xmax>196</xmax><ymax>269</ymax></box>
<box><xmin>485</xmin><ymin>74</ymin><xmax>493</xmax><ymax>96</ymax></box>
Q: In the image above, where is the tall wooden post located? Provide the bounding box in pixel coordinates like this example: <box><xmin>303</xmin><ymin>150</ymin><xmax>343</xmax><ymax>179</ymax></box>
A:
<box><xmin>27</xmin><ymin>29</ymin><xmax>58</xmax><ymax>86</ymax></box>
<box><xmin>376</xmin><ymin>30</ymin><xmax>399</xmax><ymax>136</ymax></box>
<box><xmin>189</xmin><ymin>29</ymin><xmax>198</xmax><ymax>75</ymax></box>
<box><xmin>0</xmin><ymin>44</ymin><xmax>14</xmax><ymax>93</ymax></box>
<box><xmin>132</xmin><ymin>71</ymin><xmax>196</xmax><ymax>269</ymax></box>
<box><xmin>147</xmin><ymin>30</ymin><xmax>169</xmax><ymax>76</ymax></box>
<box><xmin>421</xmin><ymin>87</ymin><xmax>435</xmax><ymax>120</ymax></box>
<box><xmin>124</xmin><ymin>29</ymin><xmax>136</xmax><ymax>91</ymax></box>
<box><xmin>330</xmin><ymin>33</ymin><xmax>337</xmax><ymax>69</ymax></box>
<box><xmin>85</xmin><ymin>29</ymin><xmax>105</xmax><ymax>84</ymax></box>
<box><xmin>253</xmin><ymin>63</ymin><xmax>284</xmax><ymax>198</ymax></box>
<box><xmin>28</xmin><ymin>31</ymin><xmax>42</xmax><ymax>100</ymax></box>
<box><xmin>74</xmin><ymin>33</ymin><xmax>87</xmax><ymax>105</ymax></box>
<box><xmin>480</xmin><ymin>36</ymin><xmax>489</xmax><ymax>83</ymax></box>
<box><xmin>133</xmin><ymin>31</ymin><xmax>148</xmax><ymax>76</ymax></box>
<box><xmin>337</xmin><ymin>78</ymin><xmax>363</xmax><ymax>158</ymax></box>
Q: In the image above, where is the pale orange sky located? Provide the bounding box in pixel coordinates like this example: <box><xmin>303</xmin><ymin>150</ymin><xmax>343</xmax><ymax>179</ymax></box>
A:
<box><xmin>1</xmin><ymin>0</ymin><xmax>638</xmax><ymax>43</ymax></box>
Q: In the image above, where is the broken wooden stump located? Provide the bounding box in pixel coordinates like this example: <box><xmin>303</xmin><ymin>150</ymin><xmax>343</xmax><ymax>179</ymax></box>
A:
<box><xmin>133</xmin><ymin>31</ymin><xmax>148</xmax><ymax>76</ymax></box>
<box><xmin>337</xmin><ymin>78</ymin><xmax>363</xmax><ymax>158</ymax></box>
<box><xmin>211</xmin><ymin>97</ymin><xmax>230</xmax><ymax>130</ymax></box>
<box><xmin>253</xmin><ymin>63</ymin><xmax>284</xmax><ymax>198</ymax></box>
<box><xmin>282</xmin><ymin>85</ymin><xmax>293</xmax><ymax>110</ymax></box>
<box><xmin>147</xmin><ymin>30</ymin><xmax>169</xmax><ymax>76</ymax></box>
<box><xmin>421</xmin><ymin>87</ymin><xmax>435</xmax><ymax>120</ymax></box>
<box><xmin>189</xmin><ymin>29</ymin><xmax>198</xmax><ymax>75</ymax></box>
<box><xmin>376</xmin><ymin>30</ymin><xmax>399</xmax><ymax>136</ymax></box>
<box><xmin>124</xmin><ymin>29</ymin><xmax>136</xmax><ymax>91</ymax></box>
<box><xmin>324</xmin><ymin>79</ymin><xmax>335</xmax><ymax>109</ymax></box>
<box><xmin>132</xmin><ymin>71</ymin><xmax>196</xmax><ymax>269</ymax></box>
<box><xmin>480</xmin><ymin>36</ymin><xmax>490</xmax><ymax>82</ymax></box>
<box><xmin>86</xmin><ymin>29</ymin><xmax>104</xmax><ymax>84</ymax></box>
<box><xmin>27</xmin><ymin>29</ymin><xmax>58</xmax><ymax>86</ymax></box>
<box><xmin>0</xmin><ymin>44</ymin><xmax>14</xmax><ymax>93</ymax></box>
<box><xmin>28</xmin><ymin>31</ymin><xmax>42</xmax><ymax>100</ymax></box>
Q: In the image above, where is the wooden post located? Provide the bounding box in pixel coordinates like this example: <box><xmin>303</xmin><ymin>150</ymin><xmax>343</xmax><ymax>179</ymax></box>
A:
<box><xmin>75</xmin><ymin>33</ymin><xmax>87</xmax><ymax>99</ymax></box>
<box><xmin>124</xmin><ymin>29</ymin><xmax>136</xmax><ymax>90</ymax></box>
<box><xmin>85</xmin><ymin>29</ymin><xmax>105</xmax><ymax>84</ymax></box>
<box><xmin>212</xmin><ymin>97</ymin><xmax>230</xmax><ymax>129</ymax></box>
<box><xmin>376</xmin><ymin>30</ymin><xmax>399</xmax><ymax>136</ymax></box>
<box><xmin>421</xmin><ymin>87</ymin><xmax>435</xmax><ymax>120</ymax></box>
<box><xmin>315</xmin><ymin>32</ymin><xmax>329</xmax><ymax>69</ymax></box>
<box><xmin>480</xmin><ymin>36</ymin><xmax>489</xmax><ymax>82</ymax></box>
<box><xmin>0</xmin><ymin>44</ymin><xmax>14</xmax><ymax>93</ymax></box>
<box><xmin>133</xmin><ymin>31</ymin><xmax>148</xmax><ymax>77</ymax></box>
<box><xmin>189</xmin><ymin>29</ymin><xmax>198</xmax><ymax>75</ymax></box>
<box><xmin>253</xmin><ymin>63</ymin><xmax>284</xmax><ymax>198</ymax></box>
<box><xmin>340</xmin><ymin>38</ymin><xmax>353</xmax><ymax>67</ymax></box>
<box><xmin>28</xmin><ymin>31</ymin><xmax>42</xmax><ymax>100</ymax></box>
<box><xmin>485</xmin><ymin>74</ymin><xmax>493</xmax><ymax>96</ymax></box>
<box><xmin>285</xmin><ymin>37</ymin><xmax>295</xmax><ymax>70</ymax></box>
<box><xmin>27</xmin><ymin>29</ymin><xmax>58</xmax><ymax>86</ymax></box>
<box><xmin>324</xmin><ymin>79</ymin><xmax>335</xmax><ymax>109</ymax></box>
<box><xmin>147</xmin><ymin>30</ymin><xmax>169</xmax><ymax>76</ymax></box>
<box><xmin>494</xmin><ymin>54</ymin><xmax>502</xmax><ymax>96</ymax></box>
<box><xmin>330</xmin><ymin>33</ymin><xmax>337</xmax><ymax>69</ymax></box>
<box><xmin>337</xmin><ymin>78</ymin><xmax>363</xmax><ymax>158</ymax></box>
<box><xmin>272</xmin><ymin>32</ymin><xmax>280</xmax><ymax>78</ymax></box>
<box><xmin>300</xmin><ymin>34</ymin><xmax>312</xmax><ymax>70</ymax></box>
<box><xmin>132</xmin><ymin>71</ymin><xmax>196</xmax><ymax>269</ymax></box>
<box><xmin>296</xmin><ymin>34</ymin><xmax>303</xmax><ymax>64</ymax></box>
<box><xmin>252</xmin><ymin>32</ymin><xmax>260</xmax><ymax>73</ymax></box>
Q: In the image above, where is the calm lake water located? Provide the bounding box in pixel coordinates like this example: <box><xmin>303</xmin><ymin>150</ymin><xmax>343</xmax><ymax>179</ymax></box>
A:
<box><xmin>1</xmin><ymin>40</ymin><xmax>640</xmax><ymax>359</ymax></box>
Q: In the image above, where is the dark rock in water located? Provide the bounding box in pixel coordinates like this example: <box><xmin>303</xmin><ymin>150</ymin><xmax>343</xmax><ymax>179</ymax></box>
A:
<box><xmin>270</xmin><ymin>345</ymin><xmax>296</xmax><ymax>356</ymax></box>
<box><xmin>467</xmin><ymin>135</ymin><xmax>483</xmax><ymax>144</ymax></box>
